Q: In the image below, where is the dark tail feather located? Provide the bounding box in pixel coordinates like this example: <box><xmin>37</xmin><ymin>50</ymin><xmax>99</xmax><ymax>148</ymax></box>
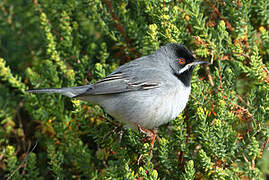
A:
<box><xmin>26</xmin><ymin>85</ymin><xmax>91</xmax><ymax>98</ymax></box>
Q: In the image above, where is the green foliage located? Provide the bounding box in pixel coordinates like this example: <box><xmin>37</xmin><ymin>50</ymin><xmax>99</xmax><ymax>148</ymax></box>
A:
<box><xmin>0</xmin><ymin>0</ymin><xmax>268</xmax><ymax>179</ymax></box>
<box><xmin>182</xmin><ymin>160</ymin><xmax>195</xmax><ymax>180</ymax></box>
<box><xmin>4</xmin><ymin>146</ymin><xmax>20</xmax><ymax>180</ymax></box>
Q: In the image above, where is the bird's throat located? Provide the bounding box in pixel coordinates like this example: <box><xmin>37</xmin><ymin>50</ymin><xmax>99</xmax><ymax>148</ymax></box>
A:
<box><xmin>173</xmin><ymin>70</ymin><xmax>193</xmax><ymax>87</ymax></box>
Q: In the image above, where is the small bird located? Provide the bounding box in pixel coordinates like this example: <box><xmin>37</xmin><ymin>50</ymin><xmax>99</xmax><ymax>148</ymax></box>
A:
<box><xmin>27</xmin><ymin>43</ymin><xmax>209</xmax><ymax>146</ymax></box>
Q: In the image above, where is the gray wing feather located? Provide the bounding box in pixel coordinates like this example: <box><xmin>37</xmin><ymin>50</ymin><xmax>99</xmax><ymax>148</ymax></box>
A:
<box><xmin>75</xmin><ymin>59</ymin><xmax>163</xmax><ymax>97</ymax></box>
<box><xmin>75</xmin><ymin>72</ymin><xmax>160</xmax><ymax>97</ymax></box>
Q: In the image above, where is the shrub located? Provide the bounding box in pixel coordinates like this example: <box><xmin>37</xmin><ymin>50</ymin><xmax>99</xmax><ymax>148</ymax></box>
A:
<box><xmin>0</xmin><ymin>0</ymin><xmax>268</xmax><ymax>179</ymax></box>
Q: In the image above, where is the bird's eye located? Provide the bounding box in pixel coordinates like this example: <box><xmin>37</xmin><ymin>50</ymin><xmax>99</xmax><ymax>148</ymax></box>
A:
<box><xmin>178</xmin><ymin>58</ymin><xmax>186</xmax><ymax>64</ymax></box>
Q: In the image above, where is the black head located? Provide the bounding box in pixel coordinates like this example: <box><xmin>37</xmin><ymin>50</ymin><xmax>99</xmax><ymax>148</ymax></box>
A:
<box><xmin>160</xmin><ymin>43</ymin><xmax>209</xmax><ymax>87</ymax></box>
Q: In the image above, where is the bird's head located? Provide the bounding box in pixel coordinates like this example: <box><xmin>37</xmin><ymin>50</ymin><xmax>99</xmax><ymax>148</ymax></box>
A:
<box><xmin>160</xmin><ymin>43</ymin><xmax>210</xmax><ymax>86</ymax></box>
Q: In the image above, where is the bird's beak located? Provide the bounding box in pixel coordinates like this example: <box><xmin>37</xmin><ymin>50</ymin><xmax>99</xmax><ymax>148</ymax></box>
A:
<box><xmin>189</xmin><ymin>60</ymin><xmax>210</xmax><ymax>66</ymax></box>
<box><xmin>178</xmin><ymin>60</ymin><xmax>210</xmax><ymax>74</ymax></box>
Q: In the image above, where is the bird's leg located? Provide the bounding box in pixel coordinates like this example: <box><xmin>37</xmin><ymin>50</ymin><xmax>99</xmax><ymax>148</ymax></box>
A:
<box><xmin>136</xmin><ymin>124</ymin><xmax>157</xmax><ymax>164</ymax></box>
<box><xmin>136</xmin><ymin>124</ymin><xmax>157</xmax><ymax>149</ymax></box>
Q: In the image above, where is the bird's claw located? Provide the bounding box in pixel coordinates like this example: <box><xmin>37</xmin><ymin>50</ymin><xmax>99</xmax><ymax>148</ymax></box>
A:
<box><xmin>136</xmin><ymin>124</ymin><xmax>157</xmax><ymax>149</ymax></box>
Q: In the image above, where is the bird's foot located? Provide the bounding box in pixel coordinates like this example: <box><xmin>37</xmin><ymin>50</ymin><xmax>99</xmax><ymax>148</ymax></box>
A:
<box><xmin>136</xmin><ymin>124</ymin><xmax>157</xmax><ymax>149</ymax></box>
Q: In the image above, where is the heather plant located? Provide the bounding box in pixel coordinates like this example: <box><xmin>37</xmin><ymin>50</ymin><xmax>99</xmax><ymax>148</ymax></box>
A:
<box><xmin>0</xmin><ymin>0</ymin><xmax>268</xmax><ymax>179</ymax></box>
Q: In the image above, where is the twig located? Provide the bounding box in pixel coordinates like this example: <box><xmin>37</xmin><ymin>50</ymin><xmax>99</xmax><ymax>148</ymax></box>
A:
<box><xmin>206</xmin><ymin>0</ymin><xmax>234</xmax><ymax>31</ymax></box>
<box><xmin>218</xmin><ymin>65</ymin><xmax>223</xmax><ymax>92</ymax></box>
<box><xmin>7</xmin><ymin>141</ymin><xmax>38</xmax><ymax>180</ymax></box>
<box><xmin>206</xmin><ymin>66</ymin><xmax>214</xmax><ymax>87</ymax></box>
<box><xmin>231</xmin><ymin>52</ymin><xmax>251</xmax><ymax>61</ymax></box>
<box><xmin>104</xmin><ymin>0</ymin><xmax>140</xmax><ymax>62</ymax></box>
<box><xmin>261</xmin><ymin>137</ymin><xmax>269</xmax><ymax>157</ymax></box>
<box><xmin>178</xmin><ymin>109</ymin><xmax>191</xmax><ymax>168</ymax></box>
<box><xmin>32</xmin><ymin>0</ymin><xmax>43</xmax><ymax>13</ymax></box>
<box><xmin>0</xmin><ymin>1</ymin><xmax>14</xmax><ymax>29</ymax></box>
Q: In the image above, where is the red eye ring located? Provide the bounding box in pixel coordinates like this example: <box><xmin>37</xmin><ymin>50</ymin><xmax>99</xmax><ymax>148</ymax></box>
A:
<box><xmin>178</xmin><ymin>58</ymin><xmax>186</xmax><ymax>64</ymax></box>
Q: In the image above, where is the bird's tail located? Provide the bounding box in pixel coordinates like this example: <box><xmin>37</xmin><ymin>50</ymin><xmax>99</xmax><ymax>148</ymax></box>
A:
<box><xmin>26</xmin><ymin>85</ymin><xmax>91</xmax><ymax>98</ymax></box>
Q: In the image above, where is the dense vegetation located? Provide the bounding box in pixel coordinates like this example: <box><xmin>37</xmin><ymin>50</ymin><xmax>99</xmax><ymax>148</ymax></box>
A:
<box><xmin>0</xmin><ymin>0</ymin><xmax>268</xmax><ymax>179</ymax></box>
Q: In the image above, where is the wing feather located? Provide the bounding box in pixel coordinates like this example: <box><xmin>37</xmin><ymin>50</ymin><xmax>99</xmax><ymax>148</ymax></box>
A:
<box><xmin>75</xmin><ymin>71</ymin><xmax>161</xmax><ymax>97</ymax></box>
<box><xmin>75</xmin><ymin>56</ymin><xmax>165</xmax><ymax>97</ymax></box>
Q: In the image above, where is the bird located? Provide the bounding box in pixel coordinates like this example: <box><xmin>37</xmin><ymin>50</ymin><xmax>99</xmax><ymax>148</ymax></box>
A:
<box><xmin>27</xmin><ymin>43</ymin><xmax>209</xmax><ymax>147</ymax></box>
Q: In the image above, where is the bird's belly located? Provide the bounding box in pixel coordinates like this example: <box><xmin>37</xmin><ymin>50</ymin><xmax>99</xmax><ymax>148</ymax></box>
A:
<box><xmin>90</xmin><ymin>85</ymin><xmax>191</xmax><ymax>129</ymax></box>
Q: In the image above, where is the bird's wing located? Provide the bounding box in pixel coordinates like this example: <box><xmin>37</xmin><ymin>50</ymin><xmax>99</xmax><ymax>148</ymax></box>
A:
<box><xmin>75</xmin><ymin>68</ymin><xmax>162</xmax><ymax>97</ymax></box>
<box><xmin>73</xmin><ymin>59</ymin><xmax>162</xmax><ymax>97</ymax></box>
